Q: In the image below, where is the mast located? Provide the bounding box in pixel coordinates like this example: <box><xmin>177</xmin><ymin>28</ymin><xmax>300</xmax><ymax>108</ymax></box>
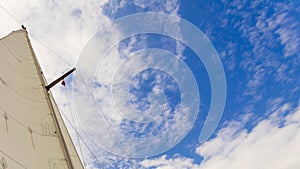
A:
<box><xmin>25</xmin><ymin>30</ymin><xmax>76</xmax><ymax>169</ymax></box>
<box><xmin>0</xmin><ymin>29</ymin><xmax>84</xmax><ymax>169</ymax></box>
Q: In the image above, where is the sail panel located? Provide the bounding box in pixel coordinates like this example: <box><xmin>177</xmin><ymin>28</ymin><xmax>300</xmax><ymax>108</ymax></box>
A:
<box><xmin>0</xmin><ymin>30</ymin><xmax>83</xmax><ymax>169</ymax></box>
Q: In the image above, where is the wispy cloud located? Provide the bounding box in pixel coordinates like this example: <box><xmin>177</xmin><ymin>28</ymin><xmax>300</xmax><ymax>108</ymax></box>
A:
<box><xmin>140</xmin><ymin>102</ymin><xmax>300</xmax><ymax>169</ymax></box>
<box><xmin>214</xmin><ymin>1</ymin><xmax>300</xmax><ymax>117</ymax></box>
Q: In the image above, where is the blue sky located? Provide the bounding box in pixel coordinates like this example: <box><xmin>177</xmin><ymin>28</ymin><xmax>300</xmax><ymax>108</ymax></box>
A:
<box><xmin>1</xmin><ymin>0</ymin><xmax>300</xmax><ymax>168</ymax></box>
<box><xmin>90</xmin><ymin>0</ymin><xmax>300</xmax><ymax>168</ymax></box>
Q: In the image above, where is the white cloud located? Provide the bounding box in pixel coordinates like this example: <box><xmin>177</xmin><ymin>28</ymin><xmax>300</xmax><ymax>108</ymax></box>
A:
<box><xmin>140</xmin><ymin>103</ymin><xmax>300</xmax><ymax>169</ymax></box>
<box><xmin>1</xmin><ymin>0</ymin><xmax>112</xmax><ymax>81</ymax></box>
<box><xmin>0</xmin><ymin>0</ymin><xmax>185</xmax><ymax>167</ymax></box>
<box><xmin>141</xmin><ymin>155</ymin><xmax>198</xmax><ymax>169</ymax></box>
<box><xmin>0</xmin><ymin>0</ymin><xmax>127</xmax><ymax>167</ymax></box>
<box><xmin>66</xmin><ymin>0</ymin><xmax>190</xmax><ymax>162</ymax></box>
<box><xmin>133</xmin><ymin>0</ymin><xmax>179</xmax><ymax>14</ymax></box>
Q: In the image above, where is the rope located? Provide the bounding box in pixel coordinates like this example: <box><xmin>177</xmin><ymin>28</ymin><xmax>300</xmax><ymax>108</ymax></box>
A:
<box><xmin>0</xmin><ymin>76</ymin><xmax>45</xmax><ymax>103</ymax></box>
<box><xmin>0</xmin><ymin>106</ymin><xmax>44</xmax><ymax>136</ymax></box>
<box><xmin>1</xmin><ymin>38</ymin><xmax>33</xmax><ymax>61</ymax></box>
<box><xmin>63</xmin><ymin>84</ymin><xmax>86</xmax><ymax>167</ymax></box>
<box><xmin>0</xmin><ymin>4</ymin><xmax>20</xmax><ymax>25</ymax></box>
<box><xmin>70</xmin><ymin>73</ymin><xmax>140</xmax><ymax>169</ymax></box>
<box><xmin>30</xmin><ymin>37</ymin><xmax>74</xmax><ymax>67</ymax></box>
<box><xmin>1</xmin><ymin>4</ymin><xmax>140</xmax><ymax>168</ymax></box>
<box><xmin>0</xmin><ymin>4</ymin><xmax>103</xmax><ymax>168</ymax></box>
<box><xmin>0</xmin><ymin>31</ymin><xmax>13</xmax><ymax>38</ymax></box>
<box><xmin>0</xmin><ymin>48</ymin><xmax>38</xmax><ymax>78</ymax></box>
<box><xmin>75</xmin><ymin>73</ymin><xmax>113</xmax><ymax>128</ymax></box>
<box><xmin>0</xmin><ymin>3</ymin><xmax>74</xmax><ymax>68</ymax></box>
<box><xmin>28</xmin><ymin>126</ymin><xmax>36</xmax><ymax>149</ymax></box>
<box><xmin>59</xmin><ymin>108</ymin><xmax>105</xmax><ymax>169</ymax></box>
<box><xmin>131</xmin><ymin>159</ymin><xmax>139</xmax><ymax>169</ymax></box>
<box><xmin>0</xmin><ymin>39</ymin><xmax>21</xmax><ymax>62</ymax></box>
<box><xmin>4</xmin><ymin>112</ymin><xmax>8</xmax><ymax>132</ymax></box>
<box><xmin>0</xmin><ymin>150</ymin><xmax>28</xmax><ymax>169</ymax></box>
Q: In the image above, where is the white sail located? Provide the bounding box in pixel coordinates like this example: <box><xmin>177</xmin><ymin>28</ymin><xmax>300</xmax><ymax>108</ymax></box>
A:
<box><xmin>0</xmin><ymin>29</ymin><xmax>84</xmax><ymax>169</ymax></box>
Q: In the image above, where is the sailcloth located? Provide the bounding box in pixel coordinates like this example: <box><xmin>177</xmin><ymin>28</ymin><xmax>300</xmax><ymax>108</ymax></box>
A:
<box><xmin>0</xmin><ymin>29</ymin><xmax>84</xmax><ymax>169</ymax></box>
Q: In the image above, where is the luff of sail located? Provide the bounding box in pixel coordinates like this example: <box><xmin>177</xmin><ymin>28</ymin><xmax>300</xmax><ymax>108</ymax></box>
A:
<box><xmin>0</xmin><ymin>29</ymin><xmax>84</xmax><ymax>169</ymax></box>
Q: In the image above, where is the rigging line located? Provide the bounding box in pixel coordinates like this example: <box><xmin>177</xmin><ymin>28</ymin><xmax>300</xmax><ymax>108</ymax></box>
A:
<box><xmin>0</xmin><ymin>76</ymin><xmax>45</xmax><ymax>103</ymax></box>
<box><xmin>63</xmin><ymin>85</ymin><xmax>86</xmax><ymax>167</ymax></box>
<box><xmin>122</xmin><ymin>148</ymin><xmax>139</xmax><ymax>169</ymax></box>
<box><xmin>4</xmin><ymin>112</ymin><xmax>8</xmax><ymax>132</ymax></box>
<box><xmin>28</xmin><ymin>127</ymin><xmax>36</xmax><ymax>149</ymax></box>
<box><xmin>119</xmin><ymin>140</ymin><xmax>139</xmax><ymax>169</ymax></box>
<box><xmin>64</xmin><ymin>73</ymin><xmax>143</xmax><ymax>169</ymax></box>
<box><xmin>1</xmin><ymin>4</ymin><xmax>135</xmax><ymax>168</ymax></box>
<box><xmin>29</xmin><ymin>36</ymin><xmax>74</xmax><ymax>67</ymax></box>
<box><xmin>0</xmin><ymin>40</ymin><xmax>21</xmax><ymax>62</ymax></box>
<box><xmin>0</xmin><ymin>4</ymin><xmax>74</xmax><ymax>68</ymax></box>
<box><xmin>0</xmin><ymin>4</ymin><xmax>20</xmax><ymax>25</ymax></box>
<box><xmin>131</xmin><ymin>159</ymin><xmax>139</xmax><ymax>169</ymax></box>
<box><xmin>2</xmin><ymin>38</ymin><xmax>33</xmax><ymax>61</ymax></box>
<box><xmin>73</xmin><ymin>74</ymin><xmax>140</xmax><ymax>169</ymax></box>
<box><xmin>75</xmin><ymin>73</ymin><xmax>113</xmax><ymax>128</ymax></box>
<box><xmin>59</xmin><ymin>108</ymin><xmax>105</xmax><ymax>169</ymax></box>
<box><xmin>0</xmin><ymin>150</ymin><xmax>28</xmax><ymax>169</ymax></box>
<box><xmin>0</xmin><ymin>31</ymin><xmax>13</xmax><ymax>38</ymax></box>
<box><xmin>0</xmin><ymin>106</ymin><xmax>44</xmax><ymax>136</ymax></box>
<box><xmin>0</xmin><ymin>49</ymin><xmax>39</xmax><ymax>78</ymax></box>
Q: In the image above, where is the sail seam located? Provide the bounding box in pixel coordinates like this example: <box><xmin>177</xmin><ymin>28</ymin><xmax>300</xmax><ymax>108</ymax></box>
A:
<box><xmin>1</xmin><ymin>36</ymin><xmax>32</xmax><ymax>61</ymax></box>
<box><xmin>0</xmin><ymin>48</ymin><xmax>38</xmax><ymax>78</ymax></box>
<box><xmin>0</xmin><ymin>106</ymin><xmax>48</xmax><ymax>136</ymax></box>
<box><xmin>0</xmin><ymin>151</ymin><xmax>28</xmax><ymax>169</ymax></box>
<box><xmin>0</xmin><ymin>75</ymin><xmax>45</xmax><ymax>102</ymax></box>
<box><xmin>24</xmin><ymin>30</ymin><xmax>77</xmax><ymax>169</ymax></box>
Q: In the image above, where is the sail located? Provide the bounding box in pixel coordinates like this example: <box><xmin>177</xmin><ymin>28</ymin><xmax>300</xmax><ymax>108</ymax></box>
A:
<box><xmin>0</xmin><ymin>29</ymin><xmax>84</xmax><ymax>169</ymax></box>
